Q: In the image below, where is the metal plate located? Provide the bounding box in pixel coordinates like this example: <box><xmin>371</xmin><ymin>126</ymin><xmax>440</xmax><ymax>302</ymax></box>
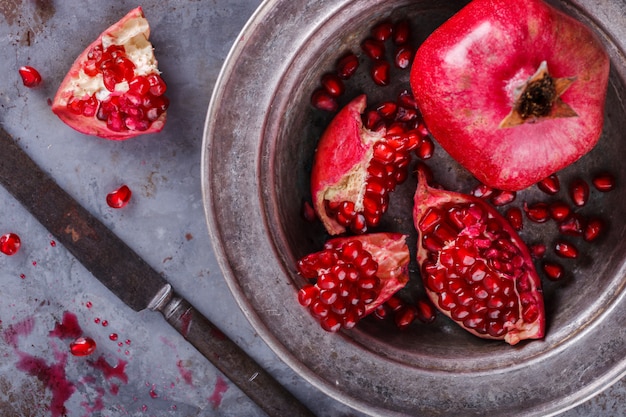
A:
<box><xmin>202</xmin><ymin>0</ymin><xmax>626</xmax><ymax>415</ymax></box>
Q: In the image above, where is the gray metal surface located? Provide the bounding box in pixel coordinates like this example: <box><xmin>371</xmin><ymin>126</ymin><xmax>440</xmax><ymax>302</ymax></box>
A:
<box><xmin>0</xmin><ymin>1</ymin><xmax>622</xmax><ymax>417</ymax></box>
<box><xmin>204</xmin><ymin>0</ymin><xmax>626</xmax><ymax>416</ymax></box>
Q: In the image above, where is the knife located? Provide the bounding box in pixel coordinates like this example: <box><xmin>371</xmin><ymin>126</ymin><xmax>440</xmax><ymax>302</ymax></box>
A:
<box><xmin>0</xmin><ymin>127</ymin><xmax>315</xmax><ymax>417</ymax></box>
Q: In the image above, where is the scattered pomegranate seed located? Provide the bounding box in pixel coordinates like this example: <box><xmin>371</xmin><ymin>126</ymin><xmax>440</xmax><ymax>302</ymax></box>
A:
<box><xmin>361</xmin><ymin>38</ymin><xmax>386</xmax><ymax>61</ymax></box>
<box><xmin>392</xmin><ymin>20</ymin><xmax>411</xmax><ymax>45</ymax></box>
<box><xmin>106</xmin><ymin>185</ymin><xmax>132</xmax><ymax>208</ymax></box>
<box><xmin>311</xmin><ymin>89</ymin><xmax>338</xmax><ymax>112</ymax></box>
<box><xmin>415</xmin><ymin>298</ymin><xmax>437</xmax><ymax>323</ymax></box>
<box><xmin>548</xmin><ymin>201</ymin><xmax>571</xmax><ymax>222</ymax></box>
<box><xmin>555</xmin><ymin>240</ymin><xmax>579</xmax><ymax>259</ymax></box>
<box><xmin>19</xmin><ymin>65</ymin><xmax>42</xmax><ymax>87</ymax></box>
<box><xmin>471</xmin><ymin>183</ymin><xmax>494</xmax><ymax>199</ymax></box>
<box><xmin>583</xmin><ymin>218</ymin><xmax>604</xmax><ymax>242</ymax></box>
<box><xmin>376</xmin><ymin>101</ymin><xmax>397</xmax><ymax>119</ymax></box>
<box><xmin>373</xmin><ymin>304</ymin><xmax>390</xmax><ymax>320</ymax></box>
<box><xmin>370</xmin><ymin>60</ymin><xmax>391</xmax><ymax>86</ymax></box>
<box><xmin>505</xmin><ymin>207</ymin><xmax>523</xmax><ymax>231</ymax></box>
<box><xmin>529</xmin><ymin>243</ymin><xmax>547</xmax><ymax>259</ymax></box>
<box><xmin>394</xmin><ymin>46</ymin><xmax>413</xmax><ymax>69</ymax></box>
<box><xmin>559</xmin><ymin>214</ymin><xmax>585</xmax><ymax>237</ymax></box>
<box><xmin>371</xmin><ymin>21</ymin><xmax>394</xmax><ymax>42</ymax></box>
<box><xmin>523</xmin><ymin>202</ymin><xmax>550</xmax><ymax>223</ymax></box>
<box><xmin>301</xmin><ymin>200</ymin><xmax>317</xmax><ymax>222</ymax></box>
<box><xmin>592</xmin><ymin>172</ymin><xmax>615</xmax><ymax>192</ymax></box>
<box><xmin>490</xmin><ymin>190</ymin><xmax>516</xmax><ymax>206</ymax></box>
<box><xmin>320</xmin><ymin>73</ymin><xmax>345</xmax><ymax>98</ymax></box>
<box><xmin>394</xmin><ymin>305</ymin><xmax>418</xmax><ymax>329</ymax></box>
<box><xmin>385</xmin><ymin>295</ymin><xmax>404</xmax><ymax>312</ymax></box>
<box><xmin>0</xmin><ymin>233</ymin><xmax>21</xmax><ymax>256</ymax></box>
<box><xmin>416</xmin><ymin>136</ymin><xmax>434</xmax><ymax>159</ymax></box>
<box><xmin>543</xmin><ymin>262</ymin><xmax>564</xmax><ymax>281</ymax></box>
<box><xmin>336</xmin><ymin>53</ymin><xmax>359</xmax><ymax>79</ymax></box>
<box><xmin>537</xmin><ymin>174</ymin><xmax>560</xmax><ymax>195</ymax></box>
<box><xmin>70</xmin><ymin>337</ymin><xmax>97</xmax><ymax>357</ymax></box>
<box><xmin>569</xmin><ymin>178</ymin><xmax>589</xmax><ymax>207</ymax></box>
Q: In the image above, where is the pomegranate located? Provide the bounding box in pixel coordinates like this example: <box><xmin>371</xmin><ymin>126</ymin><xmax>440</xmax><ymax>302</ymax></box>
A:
<box><xmin>296</xmin><ymin>233</ymin><xmax>410</xmax><ymax>332</ymax></box>
<box><xmin>410</xmin><ymin>0</ymin><xmax>609</xmax><ymax>191</ymax></box>
<box><xmin>310</xmin><ymin>95</ymin><xmax>421</xmax><ymax>235</ymax></box>
<box><xmin>51</xmin><ymin>7</ymin><xmax>168</xmax><ymax>140</ymax></box>
<box><xmin>19</xmin><ymin>66</ymin><xmax>42</xmax><ymax>87</ymax></box>
<box><xmin>412</xmin><ymin>167</ymin><xmax>544</xmax><ymax>344</ymax></box>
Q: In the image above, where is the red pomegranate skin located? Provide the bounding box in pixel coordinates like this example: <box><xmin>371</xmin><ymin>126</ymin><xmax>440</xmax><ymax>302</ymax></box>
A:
<box><xmin>410</xmin><ymin>0</ymin><xmax>609</xmax><ymax>191</ymax></box>
<box><xmin>310</xmin><ymin>94</ymin><xmax>385</xmax><ymax>235</ymax></box>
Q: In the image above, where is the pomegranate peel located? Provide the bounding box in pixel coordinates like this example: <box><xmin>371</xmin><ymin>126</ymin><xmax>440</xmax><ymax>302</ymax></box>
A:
<box><xmin>310</xmin><ymin>95</ymin><xmax>386</xmax><ymax>235</ymax></box>
<box><xmin>52</xmin><ymin>7</ymin><xmax>167</xmax><ymax>140</ymax></box>
<box><xmin>412</xmin><ymin>167</ymin><xmax>545</xmax><ymax>345</ymax></box>
<box><xmin>296</xmin><ymin>232</ymin><xmax>410</xmax><ymax>332</ymax></box>
<box><xmin>410</xmin><ymin>0</ymin><xmax>610</xmax><ymax>191</ymax></box>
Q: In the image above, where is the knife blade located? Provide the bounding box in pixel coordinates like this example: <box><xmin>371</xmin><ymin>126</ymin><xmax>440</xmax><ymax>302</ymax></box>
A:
<box><xmin>0</xmin><ymin>127</ymin><xmax>315</xmax><ymax>417</ymax></box>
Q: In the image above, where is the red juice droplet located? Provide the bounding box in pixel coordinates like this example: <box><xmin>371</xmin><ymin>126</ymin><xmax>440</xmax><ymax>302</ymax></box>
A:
<box><xmin>209</xmin><ymin>375</ymin><xmax>229</xmax><ymax>409</ymax></box>
<box><xmin>70</xmin><ymin>337</ymin><xmax>97</xmax><ymax>357</ymax></box>
<box><xmin>50</xmin><ymin>240</ymin><xmax>56</xmax><ymax>247</ymax></box>
<box><xmin>94</xmin><ymin>318</ymin><xmax>101</xmax><ymax>324</ymax></box>
<box><xmin>19</xmin><ymin>65</ymin><xmax>42</xmax><ymax>87</ymax></box>
<box><xmin>89</xmin><ymin>356</ymin><xmax>129</xmax><ymax>383</ymax></box>
<box><xmin>101</xmin><ymin>320</ymin><xmax>109</xmax><ymax>327</ymax></box>
<box><xmin>0</xmin><ymin>232</ymin><xmax>21</xmax><ymax>255</ymax></box>
<box><xmin>106</xmin><ymin>185</ymin><xmax>132</xmax><ymax>209</ymax></box>
<box><xmin>20</xmin><ymin>273</ymin><xmax>26</xmax><ymax>279</ymax></box>
<box><xmin>85</xmin><ymin>301</ymin><xmax>93</xmax><ymax>309</ymax></box>
<box><xmin>125</xmin><ymin>339</ymin><xmax>131</xmax><ymax>345</ymax></box>
<box><xmin>109</xmin><ymin>333</ymin><xmax>118</xmax><ymax>341</ymax></box>
<box><xmin>149</xmin><ymin>385</ymin><xmax>158</xmax><ymax>398</ymax></box>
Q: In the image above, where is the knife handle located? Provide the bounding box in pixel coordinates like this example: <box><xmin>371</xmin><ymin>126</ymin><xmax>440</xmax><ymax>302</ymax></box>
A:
<box><xmin>159</xmin><ymin>294</ymin><xmax>316</xmax><ymax>417</ymax></box>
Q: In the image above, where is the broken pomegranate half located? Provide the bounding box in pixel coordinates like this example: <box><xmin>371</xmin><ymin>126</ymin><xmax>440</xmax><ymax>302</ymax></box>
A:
<box><xmin>412</xmin><ymin>166</ymin><xmax>545</xmax><ymax>345</ymax></box>
<box><xmin>310</xmin><ymin>94</ymin><xmax>421</xmax><ymax>235</ymax></box>
<box><xmin>296</xmin><ymin>232</ymin><xmax>410</xmax><ymax>332</ymax></box>
<box><xmin>410</xmin><ymin>0</ymin><xmax>609</xmax><ymax>191</ymax></box>
<box><xmin>52</xmin><ymin>7</ymin><xmax>168</xmax><ymax>140</ymax></box>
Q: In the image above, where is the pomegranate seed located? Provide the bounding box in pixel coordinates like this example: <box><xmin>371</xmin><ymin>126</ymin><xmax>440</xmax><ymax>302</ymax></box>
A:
<box><xmin>529</xmin><ymin>243</ymin><xmax>546</xmax><ymax>259</ymax></box>
<box><xmin>370</xmin><ymin>60</ymin><xmax>391</xmax><ymax>86</ymax></box>
<box><xmin>361</xmin><ymin>38</ymin><xmax>386</xmax><ymax>60</ymax></box>
<box><xmin>592</xmin><ymin>172</ymin><xmax>615</xmax><ymax>192</ymax></box>
<box><xmin>559</xmin><ymin>214</ymin><xmax>585</xmax><ymax>237</ymax></box>
<box><xmin>385</xmin><ymin>295</ymin><xmax>404</xmax><ymax>312</ymax></box>
<box><xmin>415</xmin><ymin>299</ymin><xmax>437</xmax><ymax>323</ymax></box>
<box><xmin>311</xmin><ymin>89</ymin><xmax>338</xmax><ymax>112</ymax></box>
<box><xmin>416</xmin><ymin>136</ymin><xmax>434</xmax><ymax>159</ymax></box>
<box><xmin>147</xmin><ymin>74</ymin><xmax>167</xmax><ymax>96</ymax></box>
<box><xmin>0</xmin><ymin>232</ymin><xmax>21</xmax><ymax>256</ymax></box>
<box><xmin>523</xmin><ymin>202</ymin><xmax>550</xmax><ymax>223</ymax></box>
<box><xmin>548</xmin><ymin>201</ymin><xmax>571</xmax><ymax>222</ymax></box>
<box><xmin>505</xmin><ymin>207</ymin><xmax>523</xmax><ymax>231</ymax></box>
<box><xmin>490</xmin><ymin>190</ymin><xmax>516</xmax><ymax>206</ymax></box>
<box><xmin>583</xmin><ymin>218</ymin><xmax>604</xmax><ymax>242</ymax></box>
<box><xmin>397</xmin><ymin>89</ymin><xmax>418</xmax><ymax>109</ymax></box>
<box><xmin>336</xmin><ymin>53</ymin><xmax>359</xmax><ymax>79</ymax></box>
<box><xmin>543</xmin><ymin>262</ymin><xmax>564</xmax><ymax>281</ymax></box>
<box><xmin>394</xmin><ymin>46</ymin><xmax>413</xmax><ymax>69</ymax></box>
<box><xmin>106</xmin><ymin>185</ymin><xmax>132</xmax><ymax>208</ymax></box>
<box><xmin>394</xmin><ymin>305</ymin><xmax>418</xmax><ymax>329</ymax></box>
<box><xmin>569</xmin><ymin>178</ymin><xmax>589</xmax><ymax>207</ymax></box>
<box><xmin>19</xmin><ymin>66</ymin><xmax>42</xmax><ymax>87</ymax></box>
<box><xmin>376</xmin><ymin>101</ymin><xmax>397</xmax><ymax>119</ymax></box>
<box><xmin>537</xmin><ymin>174</ymin><xmax>560</xmax><ymax>195</ymax></box>
<box><xmin>298</xmin><ymin>285</ymin><xmax>319</xmax><ymax>307</ymax></box>
<box><xmin>471</xmin><ymin>183</ymin><xmax>494</xmax><ymax>199</ymax></box>
<box><xmin>371</xmin><ymin>21</ymin><xmax>394</xmax><ymax>41</ymax></box>
<box><xmin>129</xmin><ymin>75</ymin><xmax>151</xmax><ymax>95</ymax></box>
<box><xmin>69</xmin><ymin>336</ymin><xmax>97</xmax><ymax>357</ymax></box>
<box><xmin>115</xmin><ymin>57</ymin><xmax>136</xmax><ymax>81</ymax></box>
<box><xmin>320</xmin><ymin>73</ymin><xmax>345</xmax><ymax>97</ymax></box>
<box><xmin>373</xmin><ymin>304</ymin><xmax>389</xmax><ymax>320</ymax></box>
<box><xmin>392</xmin><ymin>20</ymin><xmax>411</xmax><ymax>45</ymax></box>
<box><xmin>555</xmin><ymin>241</ymin><xmax>578</xmax><ymax>259</ymax></box>
<box><xmin>301</xmin><ymin>200</ymin><xmax>316</xmax><ymax>222</ymax></box>
<box><xmin>364</xmin><ymin>109</ymin><xmax>384</xmax><ymax>131</ymax></box>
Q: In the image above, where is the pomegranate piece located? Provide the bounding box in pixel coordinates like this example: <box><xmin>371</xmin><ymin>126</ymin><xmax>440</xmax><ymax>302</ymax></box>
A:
<box><xmin>412</xmin><ymin>167</ymin><xmax>545</xmax><ymax>345</ymax></box>
<box><xmin>52</xmin><ymin>7</ymin><xmax>168</xmax><ymax>140</ymax></box>
<box><xmin>410</xmin><ymin>0</ymin><xmax>609</xmax><ymax>191</ymax></box>
<box><xmin>0</xmin><ymin>232</ymin><xmax>21</xmax><ymax>256</ymax></box>
<box><xmin>296</xmin><ymin>233</ymin><xmax>410</xmax><ymax>332</ymax></box>
<box><xmin>310</xmin><ymin>95</ymin><xmax>421</xmax><ymax>235</ymax></box>
<box><xmin>106</xmin><ymin>185</ymin><xmax>132</xmax><ymax>208</ymax></box>
<box><xmin>19</xmin><ymin>66</ymin><xmax>42</xmax><ymax>87</ymax></box>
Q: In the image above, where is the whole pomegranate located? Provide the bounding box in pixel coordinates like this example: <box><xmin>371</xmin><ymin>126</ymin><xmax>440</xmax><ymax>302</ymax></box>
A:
<box><xmin>296</xmin><ymin>232</ymin><xmax>410</xmax><ymax>332</ymax></box>
<box><xmin>412</xmin><ymin>167</ymin><xmax>545</xmax><ymax>345</ymax></box>
<box><xmin>52</xmin><ymin>7</ymin><xmax>168</xmax><ymax>140</ymax></box>
<box><xmin>410</xmin><ymin>0</ymin><xmax>609</xmax><ymax>191</ymax></box>
<box><xmin>310</xmin><ymin>95</ymin><xmax>421</xmax><ymax>235</ymax></box>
